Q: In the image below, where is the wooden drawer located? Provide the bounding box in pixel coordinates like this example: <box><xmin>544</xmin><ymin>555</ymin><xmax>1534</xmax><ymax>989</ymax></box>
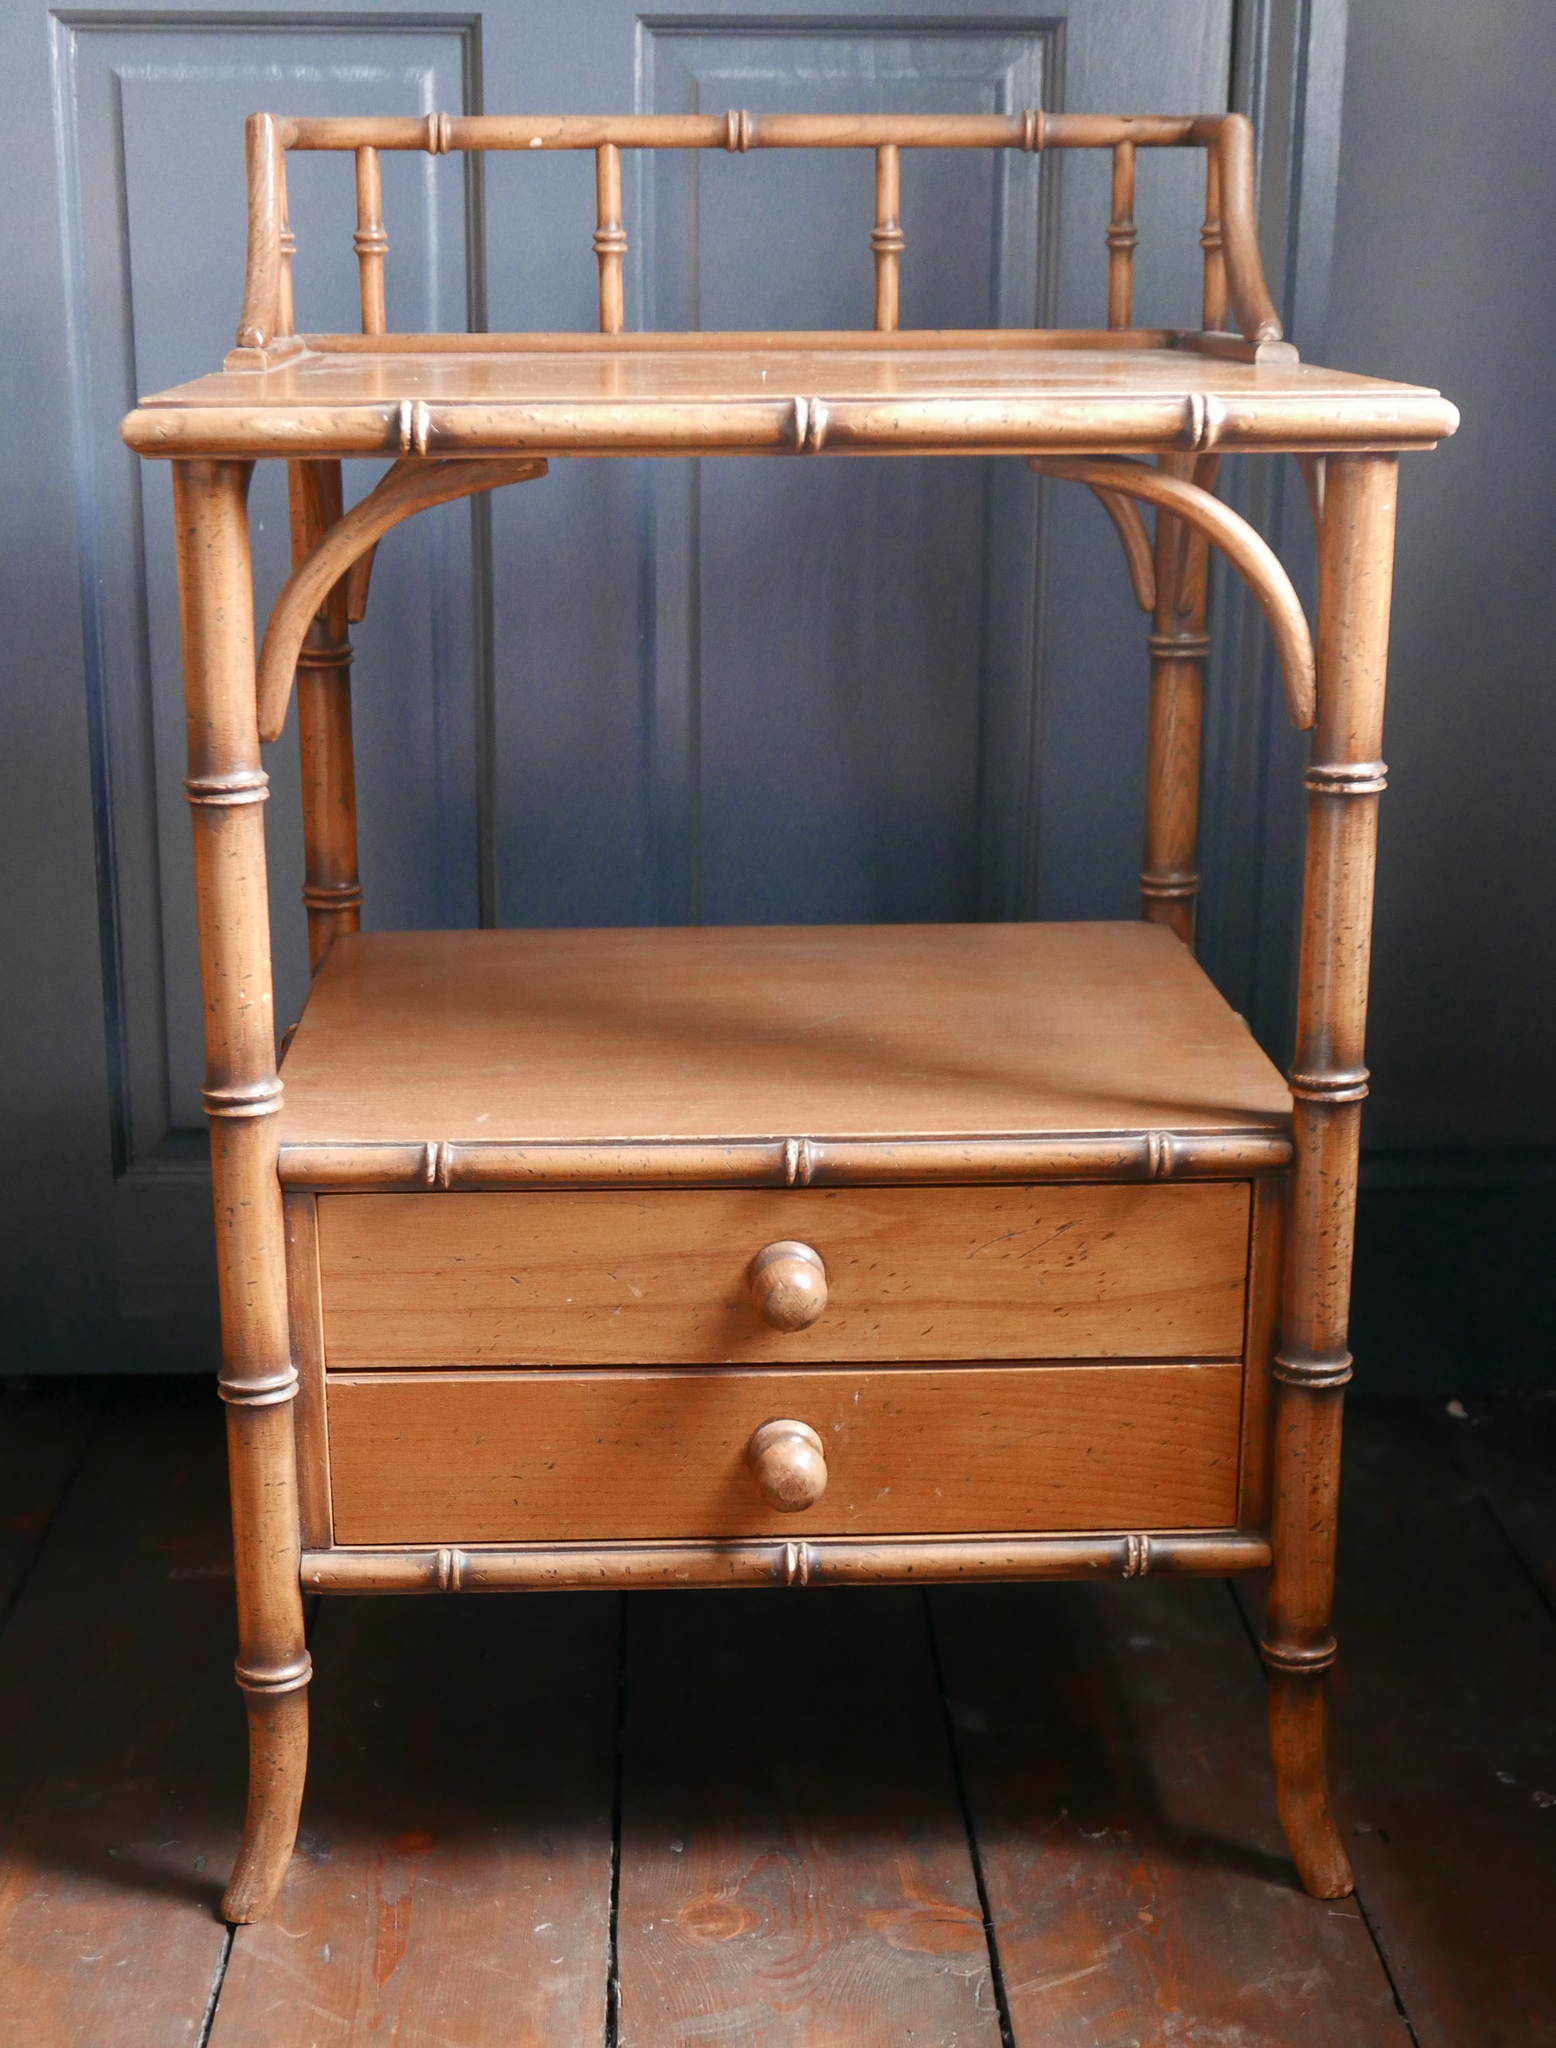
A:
<box><xmin>324</xmin><ymin>1362</ymin><xmax>1244</xmax><ymax>1543</ymax></box>
<box><xmin>316</xmin><ymin>1182</ymin><xmax>1251</xmax><ymax>1368</ymax></box>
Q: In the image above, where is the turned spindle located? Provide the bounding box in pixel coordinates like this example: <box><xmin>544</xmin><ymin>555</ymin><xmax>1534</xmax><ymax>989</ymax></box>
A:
<box><xmin>1107</xmin><ymin>139</ymin><xmax>1137</xmax><ymax>328</ymax></box>
<box><xmin>748</xmin><ymin>1240</ymin><xmax>828</xmax><ymax>1332</ymax></box>
<box><xmin>287</xmin><ymin>460</ymin><xmax>362</xmax><ymax>973</ymax></box>
<box><xmin>594</xmin><ymin>142</ymin><xmax>626</xmax><ymax>335</ymax></box>
<box><xmin>1140</xmin><ymin>450</ymin><xmax>1219</xmax><ymax>943</ymax></box>
<box><xmin>748</xmin><ymin>1420</ymin><xmax>829</xmax><ymax>1513</ymax></box>
<box><xmin>872</xmin><ymin>144</ymin><xmax>903</xmax><ymax>332</ymax></box>
<box><xmin>275</xmin><ymin>137</ymin><xmax>294</xmax><ymax>341</ymax></box>
<box><xmin>353</xmin><ymin>146</ymin><xmax>388</xmax><ymax>336</ymax></box>
<box><xmin>1200</xmin><ymin>148</ymin><xmax>1226</xmax><ymax>333</ymax></box>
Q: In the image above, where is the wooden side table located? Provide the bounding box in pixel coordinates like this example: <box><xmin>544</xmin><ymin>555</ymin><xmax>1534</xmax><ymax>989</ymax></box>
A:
<box><xmin>122</xmin><ymin>107</ymin><xmax>1458</xmax><ymax>1926</ymax></box>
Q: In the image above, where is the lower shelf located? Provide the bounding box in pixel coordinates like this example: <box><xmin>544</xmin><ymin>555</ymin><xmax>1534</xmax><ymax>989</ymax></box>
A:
<box><xmin>301</xmin><ymin>1529</ymin><xmax>1272</xmax><ymax>1593</ymax></box>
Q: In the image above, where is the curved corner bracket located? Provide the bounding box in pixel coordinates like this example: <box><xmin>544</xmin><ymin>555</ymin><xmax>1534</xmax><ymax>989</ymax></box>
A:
<box><xmin>1087</xmin><ymin>486</ymin><xmax>1156</xmax><ymax>612</ymax></box>
<box><xmin>344</xmin><ymin>541</ymin><xmax>377</xmax><ymax>624</ymax></box>
<box><xmin>256</xmin><ymin>456</ymin><xmax>547</xmax><ymax>742</ymax></box>
<box><xmin>1295</xmin><ymin>453</ymin><xmax>1327</xmax><ymax>540</ymax></box>
<box><xmin>1215</xmin><ymin>115</ymin><xmax>1284</xmax><ymax>346</ymax></box>
<box><xmin>1161</xmin><ymin>451</ymin><xmax>1222</xmax><ymax>617</ymax></box>
<box><xmin>1027</xmin><ymin>454</ymin><xmax>1315</xmax><ymax>730</ymax></box>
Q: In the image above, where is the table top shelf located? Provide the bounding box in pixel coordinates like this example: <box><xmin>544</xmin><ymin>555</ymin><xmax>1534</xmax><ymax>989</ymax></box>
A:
<box><xmin>123</xmin><ymin>335</ymin><xmax>1457</xmax><ymax>460</ymax></box>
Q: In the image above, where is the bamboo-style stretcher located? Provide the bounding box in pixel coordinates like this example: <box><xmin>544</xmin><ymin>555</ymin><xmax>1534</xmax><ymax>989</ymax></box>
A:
<box><xmin>122</xmin><ymin>108</ymin><xmax>1458</xmax><ymax>1925</ymax></box>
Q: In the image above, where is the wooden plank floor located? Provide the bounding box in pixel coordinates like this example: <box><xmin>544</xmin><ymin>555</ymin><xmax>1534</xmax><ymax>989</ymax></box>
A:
<box><xmin>1</xmin><ymin>1380</ymin><xmax>1553</xmax><ymax>2046</ymax></box>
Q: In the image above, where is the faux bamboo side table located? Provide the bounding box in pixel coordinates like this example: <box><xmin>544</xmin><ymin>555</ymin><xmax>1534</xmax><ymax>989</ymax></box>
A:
<box><xmin>122</xmin><ymin>108</ymin><xmax>1457</xmax><ymax>1925</ymax></box>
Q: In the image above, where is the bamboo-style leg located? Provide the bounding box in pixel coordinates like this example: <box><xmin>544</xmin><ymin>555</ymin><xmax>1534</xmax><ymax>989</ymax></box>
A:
<box><xmin>173</xmin><ymin>458</ymin><xmax>309</xmax><ymax>1925</ymax></box>
<box><xmin>1140</xmin><ymin>451</ymin><xmax>1217</xmax><ymax>943</ymax></box>
<box><xmin>1263</xmin><ymin>452</ymin><xmax>1398</xmax><ymax>1899</ymax></box>
<box><xmin>288</xmin><ymin>460</ymin><xmax>362</xmax><ymax>973</ymax></box>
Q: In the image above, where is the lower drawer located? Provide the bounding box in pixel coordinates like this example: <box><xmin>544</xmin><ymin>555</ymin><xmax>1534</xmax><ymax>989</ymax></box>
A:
<box><xmin>325</xmin><ymin>1362</ymin><xmax>1244</xmax><ymax>1544</ymax></box>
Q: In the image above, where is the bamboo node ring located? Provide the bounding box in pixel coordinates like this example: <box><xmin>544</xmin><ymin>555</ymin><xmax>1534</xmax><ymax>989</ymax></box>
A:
<box><xmin>1139</xmin><ymin>872</ymin><xmax>1199</xmax><ymax>904</ymax></box>
<box><xmin>1273</xmin><ymin>1349</ymin><xmax>1354</xmax><ymax>1389</ymax></box>
<box><xmin>294</xmin><ymin>640</ymin><xmax>354</xmax><ymax>672</ymax></box>
<box><xmin>1020</xmin><ymin>109</ymin><xmax>1044</xmax><ymax>152</ymax></box>
<box><xmin>791</xmin><ymin>397</ymin><xmax>829</xmax><ymax>453</ymax></box>
<box><xmin>396</xmin><ymin>400</ymin><xmax>433</xmax><ymax>455</ymax></box>
<box><xmin>725</xmin><ymin>108</ymin><xmax>753</xmax><ymax>153</ymax></box>
<box><xmin>1124</xmin><ymin>1533</ymin><xmax>1152</xmax><ymax>1577</ymax></box>
<box><xmin>780</xmin><ymin>1137</ymin><xmax>816</xmax><ymax>1185</ymax></box>
<box><xmin>1288</xmin><ymin>1066</ymin><xmax>1370</xmax><ymax>1103</ymax></box>
<box><xmin>1259</xmin><ymin>1635</ymin><xmax>1337</xmax><ymax>1676</ymax></box>
<box><xmin>1305</xmin><ymin>759</ymin><xmax>1388</xmax><ymax>796</ymax></box>
<box><xmin>1147</xmin><ymin>631</ymin><xmax>1211</xmax><ymax>660</ymax></box>
<box><xmin>783</xmin><ymin>1540</ymin><xmax>811</xmax><ymax>1587</ymax></box>
<box><xmin>217</xmin><ymin>1364</ymin><xmax>299</xmax><ymax>1408</ymax></box>
<box><xmin>1145</xmin><ymin>1132</ymin><xmax>1174</xmax><ymax>1178</ymax></box>
<box><xmin>202</xmin><ymin>1078</ymin><xmax>284</xmax><ymax>1119</ymax></box>
<box><xmin>1184</xmin><ymin>392</ymin><xmax>1226</xmax><ymax>450</ymax></box>
<box><xmin>235</xmin><ymin>1650</ymin><xmax>314</xmax><ymax>1696</ymax></box>
<box><xmin>435</xmin><ymin>1546</ymin><xmax>463</xmax><ymax>1591</ymax></box>
<box><xmin>185</xmin><ymin>769</ymin><xmax>269</xmax><ymax>808</ymax></box>
<box><xmin>425</xmin><ymin>112</ymin><xmax>452</xmax><ymax>155</ymax></box>
<box><xmin>300</xmin><ymin>881</ymin><xmax>364</xmax><ymax>911</ymax></box>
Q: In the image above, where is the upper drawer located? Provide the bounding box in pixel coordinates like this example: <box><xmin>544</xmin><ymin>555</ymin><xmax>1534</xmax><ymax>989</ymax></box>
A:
<box><xmin>316</xmin><ymin>1182</ymin><xmax>1250</xmax><ymax>1367</ymax></box>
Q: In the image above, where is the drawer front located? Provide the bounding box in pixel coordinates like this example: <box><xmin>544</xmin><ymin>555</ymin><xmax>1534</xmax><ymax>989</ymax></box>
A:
<box><xmin>317</xmin><ymin>1182</ymin><xmax>1251</xmax><ymax>1368</ymax></box>
<box><xmin>325</xmin><ymin>1362</ymin><xmax>1244</xmax><ymax>1543</ymax></box>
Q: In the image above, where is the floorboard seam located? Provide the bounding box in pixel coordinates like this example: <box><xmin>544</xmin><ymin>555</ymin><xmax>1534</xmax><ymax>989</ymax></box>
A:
<box><xmin>604</xmin><ymin>1591</ymin><xmax>628</xmax><ymax>2048</ymax></box>
<box><xmin>1441</xmin><ymin>1417</ymin><xmax>1556</xmax><ymax>1629</ymax></box>
<box><xmin>1351</xmin><ymin>1887</ymin><xmax>1421</xmax><ymax>2046</ymax></box>
<box><xmin>923</xmin><ymin>1591</ymin><xmax>1017</xmax><ymax>2048</ymax></box>
<box><xmin>195</xmin><ymin>1925</ymin><xmax>235</xmax><ymax>2047</ymax></box>
<box><xmin>0</xmin><ymin>1395</ymin><xmax>102</xmax><ymax>1646</ymax></box>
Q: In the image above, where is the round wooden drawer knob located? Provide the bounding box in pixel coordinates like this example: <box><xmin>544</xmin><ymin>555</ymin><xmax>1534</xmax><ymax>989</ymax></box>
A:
<box><xmin>748</xmin><ymin>1419</ymin><xmax>829</xmax><ymax>1513</ymax></box>
<box><xmin>748</xmin><ymin>1240</ymin><xmax>828</xmax><ymax>1332</ymax></box>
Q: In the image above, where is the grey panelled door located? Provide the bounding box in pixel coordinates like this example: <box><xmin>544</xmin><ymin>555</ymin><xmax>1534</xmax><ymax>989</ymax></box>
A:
<box><xmin>1</xmin><ymin>0</ymin><xmax>1331</xmax><ymax>1370</ymax></box>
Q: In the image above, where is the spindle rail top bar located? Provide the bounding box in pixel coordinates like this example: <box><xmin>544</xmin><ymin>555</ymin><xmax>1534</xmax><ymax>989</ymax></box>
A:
<box><xmin>120</xmin><ymin>108</ymin><xmax>1458</xmax><ymax>461</ymax></box>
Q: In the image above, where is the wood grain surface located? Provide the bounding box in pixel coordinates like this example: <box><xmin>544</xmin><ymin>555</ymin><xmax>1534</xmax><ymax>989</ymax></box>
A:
<box><xmin>277</xmin><ymin>924</ymin><xmax>1292</xmax><ymax>1152</ymax></box>
<box><xmin>211</xmin><ymin>1592</ymin><xmax>619</xmax><ymax>2048</ymax></box>
<box><xmin>0</xmin><ymin>1387</ymin><xmax>240</xmax><ymax>2046</ymax></box>
<box><xmin>933</xmin><ymin>1576</ymin><xmax>1403</xmax><ymax>2045</ymax></box>
<box><xmin>316</xmin><ymin>1181</ymin><xmax>1252</xmax><ymax>1368</ymax></box>
<box><xmin>615</xmin><ymin>1588</ymin><xmax>1001</xmax><ymax>2048</ymax></box>
<box><xmin>324</xmin><ymin>1362</ymin><xmax>1245</xmax><ymax>1545</ymax></box>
